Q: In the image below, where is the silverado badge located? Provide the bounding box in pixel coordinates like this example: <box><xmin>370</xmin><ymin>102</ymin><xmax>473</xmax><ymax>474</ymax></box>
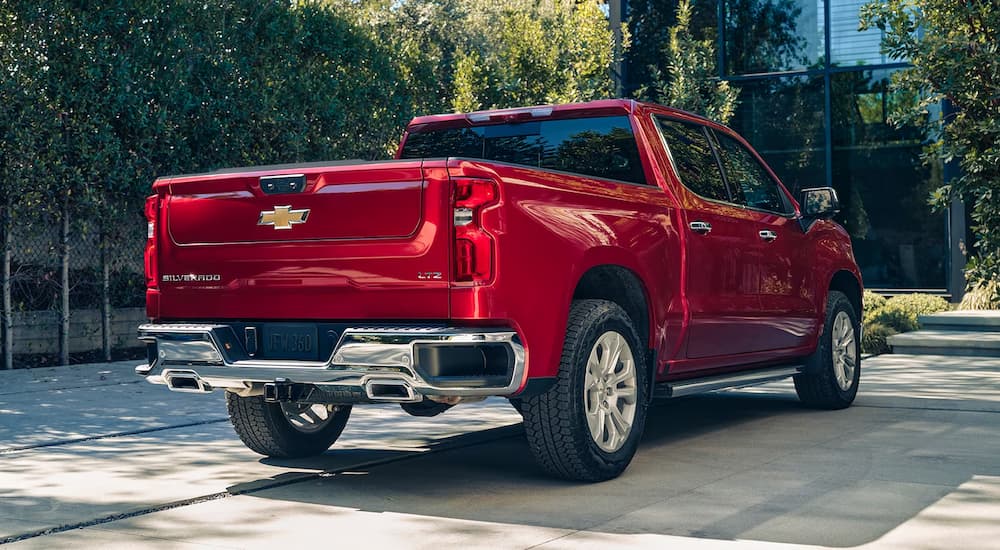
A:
<box><xmin>258</xmin><ymin>205</ymin><xmax>310</xmax><ymax>230</ymax></box>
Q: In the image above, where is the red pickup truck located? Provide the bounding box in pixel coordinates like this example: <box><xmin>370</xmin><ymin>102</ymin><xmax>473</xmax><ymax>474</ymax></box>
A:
<box><xmin>137</xmin><ymin>99</ymin><xmax>862</xmax><ymax>481</ymax></box>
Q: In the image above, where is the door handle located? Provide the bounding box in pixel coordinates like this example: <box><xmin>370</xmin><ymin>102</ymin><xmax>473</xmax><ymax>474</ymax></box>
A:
<box><xmin>759</xmin><ymin>230</ymin><xmax>778</xmax><ymax>242</ymax></box>
<box><xmin>689</xmin><ymin>221</ymin><xmax>712</xmax><ymax>235</ymax></box>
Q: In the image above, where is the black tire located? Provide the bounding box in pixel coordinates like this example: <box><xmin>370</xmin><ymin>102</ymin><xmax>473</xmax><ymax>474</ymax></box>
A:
<box><xmin>522</xmin><ymin>299</ymin><xmax>649</xmax><ymax>482</ymax></box>
<box><xmin>226</xmin><ymin>393</ymin><xmax>351</xmax><ymax>458</ymax></box>
<box><xmin>794</xmin><ymin>290</ymin><xmax>861</xmax><ymax>409</ymax></box>
<box><xmin>508</xmin><ymin>398</ymin><xmax>524</xmax><ymax>416</ymax></box>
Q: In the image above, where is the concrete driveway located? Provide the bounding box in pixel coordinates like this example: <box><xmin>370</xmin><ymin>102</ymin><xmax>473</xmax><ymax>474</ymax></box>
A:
<box><xmin>1</xmin><ymin>354</ymin><xmax>998</xmax><ymax>549</ymax></box>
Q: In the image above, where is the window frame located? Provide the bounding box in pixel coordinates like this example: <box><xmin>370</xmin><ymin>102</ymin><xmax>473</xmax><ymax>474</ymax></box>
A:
<box><xmin>652</xmin><ymin>115</ymin><xmax>737</xmax><ymax>207</ymax></box>
<box><xmin>709</xmin><ymin>128</ymin><xmax>797</xmax><ymax>217</ymax></box>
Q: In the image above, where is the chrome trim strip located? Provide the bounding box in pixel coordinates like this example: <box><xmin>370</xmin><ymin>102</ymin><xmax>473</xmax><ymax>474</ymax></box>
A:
<box><xmin>663</xmin><ymin>366</ymin><xmax>802</xmax><ymax>398</ymax></box>
<box><xmin>137</xmin><ymin>323</ymin><xmax>526</xmax><ymax>397</ymax></box>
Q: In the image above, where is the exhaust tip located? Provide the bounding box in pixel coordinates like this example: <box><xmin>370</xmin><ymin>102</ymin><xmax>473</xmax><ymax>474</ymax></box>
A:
<box><xmin>364</xmin><ymin>378</ymin><xmax>418</xmax><ymax>402</ymax></box>
<box><xmin>163</xmin><ymin>370</ymin><xmax>212</xmax><ymax>393</ymax></box>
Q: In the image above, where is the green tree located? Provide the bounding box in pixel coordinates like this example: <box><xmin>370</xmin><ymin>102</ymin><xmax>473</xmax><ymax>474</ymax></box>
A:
<box><xmin>0</xmin><ymin>0</ymin><xmax>414</xmax><ymax>365</ymax></box>
<box><xmin>860</xmin><ymin>1</ymin><xmax>1000</xmax><ymax>286</ymax></box>
<box><xmin>640</xmin><ymin>0</ymin><xmax>739</xmax><ymax>124</ymax></box>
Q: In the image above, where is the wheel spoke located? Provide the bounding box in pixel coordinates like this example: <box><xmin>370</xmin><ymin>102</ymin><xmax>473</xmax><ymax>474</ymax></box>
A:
<box><xmin>842</xmin><ymin>333</ymin><xmax>855</xmax><ymax>350</ymax></box>
<box><xmin>589</xmin><ymin>407</ymin><xmax>606</xmax><ymax>443</ymax></box>
<box><xmin>615</xmin><ymin>385</ymin><xmax>638</xmax><ymax>405</ymax></box>
<box><xmin>604</xmin><ymin>410</ymin><xmax>619</xmax><ymax>449</ymax></box>
<box><xmin>611</xmin><ymin>359</ymin><xmax>633</xmax><ymax>386</ymax></box>
<box><xmin>303</xmin><ymin>408</ymin><xmax>322</xmax><ymax>424</ymax></box>
<box><xmin>606</xmin><ymin>334</ymin><xmax>624</xmax><ymax>376</ymax></box>
<box><xmin>608</xmin><ymin>402</ymin><xmax>630</xmax><ymax>434</ymax></box>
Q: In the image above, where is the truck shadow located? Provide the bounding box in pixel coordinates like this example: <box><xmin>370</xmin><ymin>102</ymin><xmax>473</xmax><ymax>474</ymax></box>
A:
<box><xmin>232</xmin><ymin>389</ymin><xmax>1000</xmax><ymax>547</ymax></box>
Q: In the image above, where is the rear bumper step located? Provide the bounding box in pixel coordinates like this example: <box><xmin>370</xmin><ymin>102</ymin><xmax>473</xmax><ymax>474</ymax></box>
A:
<box><xmin>136</xmin><ymin>323</ymin><xmax>525</xmax><ymax>401</ymax></box>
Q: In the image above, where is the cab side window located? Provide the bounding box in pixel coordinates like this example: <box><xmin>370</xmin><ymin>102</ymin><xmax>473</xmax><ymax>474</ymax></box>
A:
<box><xmin>714</xmin><ymin>133</ymin><xmax>792</xmax><ymax>215</ymax></box>
<box><xmin>655</xmin><ymin>117</ymin><xmax>729</xmax><ymax>202</ymax></box>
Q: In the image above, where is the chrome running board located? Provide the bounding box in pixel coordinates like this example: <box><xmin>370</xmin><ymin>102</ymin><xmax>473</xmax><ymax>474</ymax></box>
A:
<box><xmin>655</xmin><ymin>365</ymin><xmax>802</xmax><ymax>399</ymax></box>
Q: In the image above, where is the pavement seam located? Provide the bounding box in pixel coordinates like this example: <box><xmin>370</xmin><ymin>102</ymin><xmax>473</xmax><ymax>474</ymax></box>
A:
<box><xmin>0</xmin><ymin>379</ymin><xmax>143</xmax><ymax>397</ymax></box>
<box><xmin>539</xmin><ymin>423</ymin><xmax>859</xmax><ymax>546</ymax></box>
<box><xmin>0</xmin><ymin>424</ymin><xmax>523</xmax><ymax>546</ymax></box>
<box><xmin>0</xmin><ymin>418</ymin><xmax>230</xmax><ymax>455</ymax></box>
<box><xmin>853</xmin><ymin>403</ymin><xmax>1000</xmax><ymax>414</ymax></box>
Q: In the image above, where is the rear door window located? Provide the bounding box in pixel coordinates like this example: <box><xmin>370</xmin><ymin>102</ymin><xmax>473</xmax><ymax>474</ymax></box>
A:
<box><xmin>400</xmin><ymin>116</ymin><xmax>647</xmax><ymax>185</ymax></box>
<box><xmin>654</xmin><ymin>117</ymin><xmax>729</xmax><ymax>203</ymax></box>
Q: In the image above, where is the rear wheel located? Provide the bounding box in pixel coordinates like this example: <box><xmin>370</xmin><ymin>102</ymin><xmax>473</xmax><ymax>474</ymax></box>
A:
<box><xmin>226</xmin><ymin>393</ymin><xmax>351</xmax><ymax>458</ymax></box>
<box><xmin>794</xmin><ymin>290</ymin><xmax>861</xmax><ymax>409</ymax></box>
<box><xmin>522</xmin><ymin>299</ymin><xmax>649</xmax><ymax>481</ymax></box>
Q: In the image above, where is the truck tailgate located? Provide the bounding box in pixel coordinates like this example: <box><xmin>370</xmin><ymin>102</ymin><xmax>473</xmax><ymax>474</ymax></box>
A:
<box><xmin>153</xmin><ymin>160</ymin><xmax>451</xmax><ymax>320</ymax></box>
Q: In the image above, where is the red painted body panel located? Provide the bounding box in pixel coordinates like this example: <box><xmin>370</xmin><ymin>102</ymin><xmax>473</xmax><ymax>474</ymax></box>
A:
<box><xmin>152</xmin><ymin>162</ymin><xmax>453</xmax><ymax>320</ymax></box>
<box><xmin>148</xmin><ymin>99</ymin><xmax>862</xmax><ymax>390</ymax></box>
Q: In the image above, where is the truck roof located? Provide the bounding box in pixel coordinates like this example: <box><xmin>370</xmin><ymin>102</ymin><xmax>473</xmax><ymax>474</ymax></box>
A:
<box><xmin>406</xmin><ymin>98</ymin><xmax>719</xmax><ymax>128</ymax></box>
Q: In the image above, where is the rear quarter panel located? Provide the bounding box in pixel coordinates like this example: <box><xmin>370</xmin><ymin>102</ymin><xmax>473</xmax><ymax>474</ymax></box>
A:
<box><xmin>447</xmin><ymin>159</ymin><xmax>684</xmax><ymax>381</ymax></box>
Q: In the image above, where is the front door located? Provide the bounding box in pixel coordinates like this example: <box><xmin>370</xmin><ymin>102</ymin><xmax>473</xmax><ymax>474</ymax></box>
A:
<box><xmin>712</xmin><ymin>131</ymin><xmax>819</xmax><ymax>350</ymax></box>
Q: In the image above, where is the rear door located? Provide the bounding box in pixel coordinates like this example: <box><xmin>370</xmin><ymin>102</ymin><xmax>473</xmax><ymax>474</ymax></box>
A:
<box><xmin>711</xmin><ymin>131</ymin><xmax>819</xmax><ymax>350</ymax></box>
<box><xmin>157</xmin><ymin>160</ymin><xmax>452</xmax><ymax>321</ymax></box>
<box><xmin>653</xmin><ymin>117</ymin><xmax>764</xmax><ymax>364</ymax></box>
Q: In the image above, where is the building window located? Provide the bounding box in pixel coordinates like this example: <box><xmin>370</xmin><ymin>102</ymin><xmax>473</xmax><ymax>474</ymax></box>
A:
<box><xmin>830</xmin><ymin>69</ymin><xmax>945</xmax><ymax>288</ymax></box>
<box><xmin>829</xmin><ymin>0</ymin><xmax>902</xmax><ymax>67</ymax></box>
<box><xmin>722</xmin><ymin>0</ymin><xmax>826</xmax><ymax>75</ymax></box>
<box><xmin>727</xmin><ymin>75</ymin><xmax>826</xmax><ymax>196</ymax></box>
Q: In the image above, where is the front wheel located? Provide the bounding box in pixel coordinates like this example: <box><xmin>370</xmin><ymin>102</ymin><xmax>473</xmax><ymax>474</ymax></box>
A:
<box><xmin>226</xmin><ymin>393</ymin><xmax>351</xmax><ymax>458</ymax></box>
<box><xmin>794</xmin><ymin>290</ymin><xmax>861</xmax><ymax>409</ymax></box>
<box><xmin>521</xmin><ymin>299</ymin><xmax>649</xmax><ymax>482</ymax></box>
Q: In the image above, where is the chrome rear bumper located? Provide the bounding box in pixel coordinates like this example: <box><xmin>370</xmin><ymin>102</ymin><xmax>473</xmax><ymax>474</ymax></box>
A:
<box><xmin>136</xmin><ymin>323</ymin><xmax>525</xmax><ymax>401</ymax></box>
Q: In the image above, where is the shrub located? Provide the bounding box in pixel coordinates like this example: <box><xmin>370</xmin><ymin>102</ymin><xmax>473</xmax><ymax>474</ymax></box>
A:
<box><xmin>959</xmin><ymin>279</ymin><xmax>1000</xmax><ymax>311</ymax></box>
<box><xmin>862</xmin><ymin>290</ymin><xmax>887</xmax><ymax>322</ymax></box>
<box><xmin>862</xmin><ymin>322</ymin><xmax>897</xmax><ymax>355</ymax></box>
<box><xmin>866</xmin><ymin>293</ymin><xmax>951</xmax><ymax>333</ymax></box>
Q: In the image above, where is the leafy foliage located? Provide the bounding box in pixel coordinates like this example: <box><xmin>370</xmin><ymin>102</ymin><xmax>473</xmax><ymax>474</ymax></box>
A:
<box><xmin>638</xmin><ymin>0</ymin><xmax>739</xmax><ymax>123</ymax></box>
<box><xmin>860</xmin><ymin>1</ymin><xmax>1000</xmax><ymax>287</ymax></box>
<box><xmin>346</xmin><ymin>0</ymin><xmax>617</xmax><ymax>114</ymax></box>
<box><xmin>861</xmin><ymin>322</ymin><xmax>896</xmax><ymax>355</ymax></box>
<box><xmin>862</xmin><ymin>289</ymin><xmax>887</xmax><ymax>319</ymax></box>
<box><xmin>864</xmin><ymin>293</ymin><xmax>951</xmax><ymax>333</ymax></box>
<box><xmin>958</xmin><ymin>278</ymin><xmax>1000</xmax><ymax>311</ymax></box>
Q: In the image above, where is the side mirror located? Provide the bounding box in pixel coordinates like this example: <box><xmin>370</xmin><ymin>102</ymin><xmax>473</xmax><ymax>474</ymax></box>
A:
<box><xmin>800</xmin><ymin>187</ymin><xmax>840</xmax><ymax>219</ymax></box>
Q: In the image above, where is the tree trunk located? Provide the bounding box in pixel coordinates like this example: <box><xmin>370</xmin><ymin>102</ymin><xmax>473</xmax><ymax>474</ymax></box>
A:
<box><xmin>101</xmin><ymin>230</ymin><xmax>111</xmax><ymax>362</ymax></box>
<box><xmin>59</xmin><ymin>207</ymin><xmax>70</xmax><ymax>366</ymax></box>
<box><xmin>2</xmin><ymin>208</ymin><xmax>12</xmax><ymax>371</ymax></box>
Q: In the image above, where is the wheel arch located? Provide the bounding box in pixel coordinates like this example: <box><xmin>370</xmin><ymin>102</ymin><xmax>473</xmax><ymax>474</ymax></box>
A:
<box><xmin>571</xmin><ymin>264</ymin><xmax>652</xmax><ymax>351</ymax></box>
<box><xmin>828</xmin><ymin>270</ymin><xmax>862</xmax><ymax>320</ymax></box>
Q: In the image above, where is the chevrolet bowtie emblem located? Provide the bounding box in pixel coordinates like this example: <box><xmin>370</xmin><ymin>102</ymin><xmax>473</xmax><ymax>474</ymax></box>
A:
<box><xmin>258</xmin><ymin>205</ymin><xmax>310</xmax><ymax>230</ymax></box>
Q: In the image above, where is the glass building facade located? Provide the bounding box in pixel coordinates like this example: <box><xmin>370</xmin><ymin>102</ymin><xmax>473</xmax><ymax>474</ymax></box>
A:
<box><xmin>720</xmin><ymin>0</ymin><xmax>948</xmax><ymax>291</ymax></box>
<box><xmin>617</xmin><ymin>0</ymin><xmax>956</xmax><ymax>293</ymax></box>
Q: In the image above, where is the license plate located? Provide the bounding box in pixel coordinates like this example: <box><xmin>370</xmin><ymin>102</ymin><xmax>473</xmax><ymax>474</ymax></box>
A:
<box><xmin>262</xmin><ymin>324</ymin><xmax>318</xmax><ymax>361</ymax></box>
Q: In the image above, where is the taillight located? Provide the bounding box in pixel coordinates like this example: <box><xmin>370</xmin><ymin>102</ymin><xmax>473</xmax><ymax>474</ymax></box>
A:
<box><xmin>452</xmin><ymin>178</ymin><xmax>498</xmax><ymax>283</ymax></box>
<box><xmin>144</xmin><ymin>195</ymin><xmax>159</xmax><ymax>289</ymax></box>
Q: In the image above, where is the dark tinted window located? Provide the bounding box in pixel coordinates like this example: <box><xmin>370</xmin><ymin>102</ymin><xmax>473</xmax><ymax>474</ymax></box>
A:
<box><xmin>400</xmin><ymin>116</ymin><xmax>646</xmax><ymax>185</ymax></box>
<box><xmin>655</xmin><ymin>118</ymin><xmax>728</xmax><ymax>202</ymax></box>
<box><xmin>714</xmin><ymin>133</ymin><xmax>792</xmax><ymax>214</ymax></box>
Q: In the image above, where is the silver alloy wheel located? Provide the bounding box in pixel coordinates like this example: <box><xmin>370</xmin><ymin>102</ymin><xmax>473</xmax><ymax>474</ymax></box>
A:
<box><xmin>280</xmin><ymin>402</ymin><xmax>333</xmax><ymax>433</ymax></box>
<box><xmin>831</xmin><ymin>311</ymin><xmax>857</xmax><ymax>391</ymax></box>
<box><xmin>584</xmin><ymin>331</ymin><xmax>638</xmax><ymax>453</ymax></box>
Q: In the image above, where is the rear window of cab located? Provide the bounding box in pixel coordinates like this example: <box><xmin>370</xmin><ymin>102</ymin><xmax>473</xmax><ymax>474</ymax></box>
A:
<box><xmin>400</xmin><ymin>115</ymin><xmax>647</xmax><ymax>185</ymax></box>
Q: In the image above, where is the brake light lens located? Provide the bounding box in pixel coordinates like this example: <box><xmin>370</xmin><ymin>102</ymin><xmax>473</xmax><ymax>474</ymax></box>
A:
<box><xmin>144</xmin><ymin>195</ymin><xmax>159</xmax><ymax>289</ymax></box>
<box><xmin>452</xmin><ymin>178</ymin><xmax>498</xmax><ymax>283</ymax></box>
